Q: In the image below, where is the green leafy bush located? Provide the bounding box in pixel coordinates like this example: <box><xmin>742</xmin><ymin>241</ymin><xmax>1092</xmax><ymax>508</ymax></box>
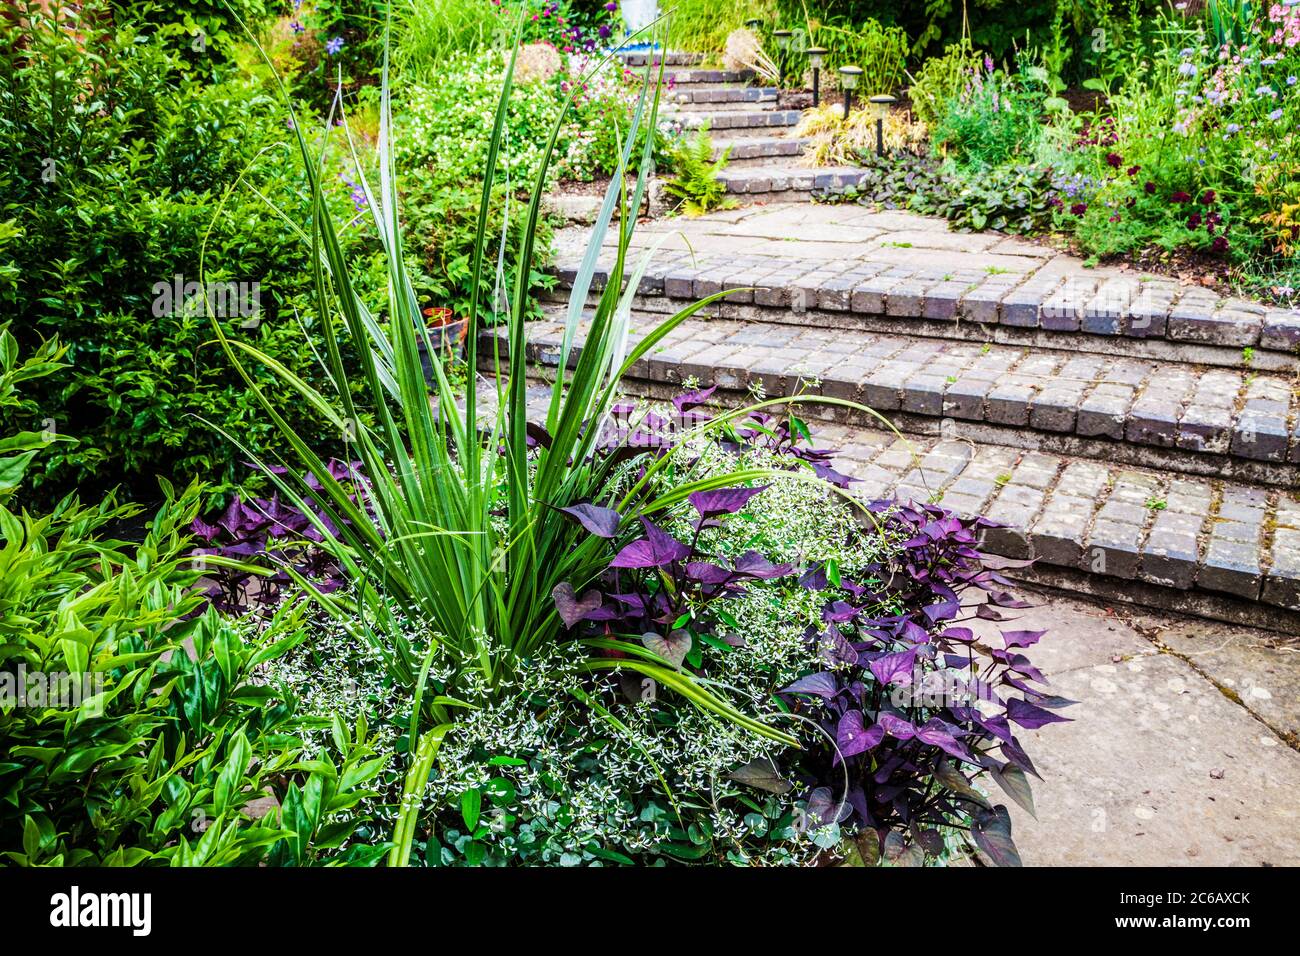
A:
<box><xmin>0</xmin><ymin>329</ymin><xmax>387</xmax><ymax>867</ymax></box>
<box><xmin>0</xmin><ymin>4</ymin><xmax>372</xmax><ymax>505</ymax></box>
<box><xmin>931</xmin><ymin>56</ymin><xmax>1045</xmax><ymax>171</ymax></box>
<box><xmin>907</xmin><ymin>39</ymin><xmax>983</xmax><ymax>129</ymax></box>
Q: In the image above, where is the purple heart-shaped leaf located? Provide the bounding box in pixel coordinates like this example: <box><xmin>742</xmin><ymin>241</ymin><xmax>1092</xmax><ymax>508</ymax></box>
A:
<box><xmin>778</xmin><ymin>671</ymin><xmax>840</xmax><ymax>699</ymax></box>
<box><xmin>688</xmin><ymin>485</ymin><xmax>769</xmax><ymax>518</ymax></box>
<box><xmin>641</xmin><ymin>629</ymin><xmax>692</xmax><ymax>668</ymax></box>
<box><xmin>559</xmin><ymin>502</ymin><xmax>622</xmax><ymax>538</ymax></box>
<box><xmin>552</xmin><ymin>582</ymin><xmax>602</xmax><ymax>629</ymax></box>
<box><xmin>836</xmin><ymin>710</ymin><xmax>884</xmax><ymax>761</ymax></box>
<box><xmin>610</xmin><ymin>519</ymin><xmax>690</xmax><ymax>568</ymax></box>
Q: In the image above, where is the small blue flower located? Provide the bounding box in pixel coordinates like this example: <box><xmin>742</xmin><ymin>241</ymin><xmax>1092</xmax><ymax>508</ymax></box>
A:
<box><xmin>1289</xmin><ymin>76</ymin><xmax>1298</xmax><ymax>86</ymax></box>
<box><xmin>1255</xmin><ymin>85</ymin><xmax>1275</xmax><ymax>97</ymax></box>
<box><xmin>290</xmin><ymin>20</ymin><xmax>304</xmax><ymax>34</ymax></box>
<box><xmin>325</xmin><ymin>36</ymin><xmax>345</xmax><ymax>56</ymax></box>
<box><xmin>1226</xmin><ymin>123</ymin><xmax>1242</xmax><ymax>133</ymax></box>
<box><xmin>1178</xmin><ymin>62</ymin><xmax>1198</xmax><ymax>77</ymax></box>
<box><xmin>1269</xmin><ymin>108</ymin><xmax>1284</xmax><ymax>121</ymax></box>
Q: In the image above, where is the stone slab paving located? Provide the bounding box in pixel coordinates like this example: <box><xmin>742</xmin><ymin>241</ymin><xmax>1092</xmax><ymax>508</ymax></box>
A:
<box><xmin>483</xmin><ymin>327</ymin><xmax>1300</xmax><ymax>624</ymax></box>
<box><xmin>547</xmin><ymin>204</ymin><xmax>1300</xmax><ymax>366</ymax></box>
<box><xmin>505</xmin><ymin>315</ymin><xmax>1300</xmax><ymax>478</ymax></box>
<box><xmin>965</xmin><ymin>589</ymin><xmax>1300</xmax><ymax>865</ymax></box>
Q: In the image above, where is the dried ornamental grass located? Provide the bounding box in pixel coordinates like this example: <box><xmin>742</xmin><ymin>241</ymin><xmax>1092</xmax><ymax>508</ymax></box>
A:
<box><xmin>795</xmin><ymin>104</ymin><xmax>925</xmax><ymax>167</ymax></box>
<box><xmin>723</xmin><ymin>28</ymin><xmax>780</xmax><ymax>85</ymax></box>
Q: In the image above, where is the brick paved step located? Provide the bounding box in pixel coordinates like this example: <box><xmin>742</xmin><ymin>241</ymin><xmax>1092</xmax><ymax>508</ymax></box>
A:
<box><xmin>670</xmin><ymin>85</ymin><xmax>778</xmax><ymax>105</ymax></box>
<box><xmin>718</xmin><ymin>164</ymin><xmax>869</xmax><ymax>198</ymax></box>
<box><xmin>545</xmin><ymin>250</ymin><xmax>1300</xmax><ymax>371</ymax></box>
<box><xmin>676</xmin><ymin>108</ymin><xmax>802</xmax><ymax>131</ymax></box>
<box><xmin>713</xmin><ymin>135</ymin><xmax>810</xmax><ymax>162</ymax></box>
<box><xmin>479</xmin><ymin>330</ymin><xmax>1300</xmax><ymax>631</ymax></box>
<box><xmin>662</xmin><ymin>68</ymin><xmax>755</xmax><ymax>84</ymax></box>
<box><xmin>489</xmin><ymin>314</ymin><xmax>1300</xmax><ymax>483</ymax></box>
<box><xmin>617</xmin><ymin>51</ymin><xmax>705</xmax><ymax>67</ymax></box>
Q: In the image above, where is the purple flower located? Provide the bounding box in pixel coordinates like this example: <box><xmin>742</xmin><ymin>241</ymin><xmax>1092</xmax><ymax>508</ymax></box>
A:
<box><xmin>325</xmin><ymin>36</ymin><xmax>345</xmax><ymax>57</ymax></box>
<box><xmin>605</xmin><ymin>1</ymin><xmax>618</xmax><ymax>9</ymax></box>
<box><xmin>290</xmin><ymin>20</ymin><xmax>304</xmax><ymax>34</ymax></box>
<box><xmin>1269</xmin><ymin>108</ymin><xmax>1284</xmax><ymax>121</ymax></box>
<box><xmin>598</xmin><ymin>23</ymin><xmax>611</xmax><ymax>38</ymax></box>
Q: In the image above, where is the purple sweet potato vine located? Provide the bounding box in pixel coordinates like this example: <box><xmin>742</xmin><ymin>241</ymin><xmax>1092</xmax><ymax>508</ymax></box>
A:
<box><xmin>546</xmin><ymin>394</ymin><xmax>1069</xmax><ymax>866</ymax></box>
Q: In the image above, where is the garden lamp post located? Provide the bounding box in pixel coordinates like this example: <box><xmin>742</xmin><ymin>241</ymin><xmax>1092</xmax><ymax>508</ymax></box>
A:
<box><xmin>869</xmin><ymin>93</ymin><xmax>897</xmax><ymax>157</ymax></box>
<box><xmin>744</xmin><ymin>17</ymin><xmax>762</xmax><ymax>30</ymax></box>
<box><xmin>807</xmin><ymin>46</ymin><xmax>826</xmax><ymax>107</ymax></box>
<box><xmin>773</xmin><ymin>29</ymin><xmax>792</xmax><ymax>84</ymax></box>
<box><xmin>838</xmin><ymin>65</ymin><xmax>862</xmax><ymax>117</ymax></box>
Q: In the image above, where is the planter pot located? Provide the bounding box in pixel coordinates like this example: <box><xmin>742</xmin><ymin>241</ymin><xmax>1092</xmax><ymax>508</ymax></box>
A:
<box><xmin>417</xmin><ymin>309</ymin><xmax>468</xmax><ymax>390</ymax></box>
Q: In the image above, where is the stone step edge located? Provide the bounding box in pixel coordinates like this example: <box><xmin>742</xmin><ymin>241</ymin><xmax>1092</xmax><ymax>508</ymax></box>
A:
<box><xmin>718</xmin><ymin>166</ymin><xmax>868</xmax><ymax>195</ymax></box>
<box><xmin>671</xmin><ymin>87</ymin><xmax>778</xmax><ymax>105</ymax></box>
<box><xmin>677</xmin><ymin>110</ymin><xmax>802</xmax><ymax>130</ymax></box>
<box><xmin>712</xmin><ymin>135</ymin><xmax>810</xmax><ymax>159</ymax></box>
<box><xmin>485</xmin><ymin>358</ymin><xmax>1300</xmax><ymax>628</ymax></box>
<box><xmin>616</xmin><ymin>51</ymin><xmax>705</xmax><ymax>67</ymax></box>
<box><xmin>486</xmin><ymin>319</ymin><xmax>1300</xmax><ymax>481</ymax></box>
<box><xmin>544</xmin><ymin>287</ymin><xmax>1292</xmax><ymax>373</ymax></box>
<box><xmin>545</xmin><ymin>259</ymin><xmax>1300</xmax><ymax>360</ymax></box>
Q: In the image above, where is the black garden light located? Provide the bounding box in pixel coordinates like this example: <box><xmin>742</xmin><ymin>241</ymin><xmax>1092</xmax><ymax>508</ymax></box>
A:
<box><xmin>773</xmin><ymin>29</ymin><xmax>792</xmax><ymax>83</ymax></box>
<box><xmin>807</xmin><ymin>46</ymin><xmax>827</xmax><ymax>107</ymax></box>
<box><xmin>869</xmin><ymin>93</ymin><xmax>897</xmax><ymax>157</ymax></box>
<box><xmin>744</xmin><ymin>17</ymin><xmax>762</xmax><ymax>29</ymax></box>
<box><xmin>838</xmin><ymin>64</ymin><xmax>862</xmax><ymax>117</ymax></box>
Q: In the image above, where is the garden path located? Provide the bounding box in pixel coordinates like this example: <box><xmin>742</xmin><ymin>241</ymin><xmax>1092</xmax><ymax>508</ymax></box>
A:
<box><xmin>521</xmin><ymin>199</ymin><xmax>1300</xmax><ymax>633</ymax></box>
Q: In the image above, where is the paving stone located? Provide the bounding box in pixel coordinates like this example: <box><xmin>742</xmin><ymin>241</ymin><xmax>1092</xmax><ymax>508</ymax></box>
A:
<box><xmin>1000</xmin><ymin>276</ymin><xmax>1061</xmax><ymax>327</ymax></box>
<box><xmin>1261</xmin><ymin>308</ymin><xmax>1300</xmax><ymax>351</ymax></box>
<box><xmin>1122</xmin><ymin>280</ymin><xmax>1178</xmax><ymax>338</ymax></box>
<box><xmin>1082</xmin><ymin>276</ymin><xmax>1141</xmax><ymax>336</ymax></box>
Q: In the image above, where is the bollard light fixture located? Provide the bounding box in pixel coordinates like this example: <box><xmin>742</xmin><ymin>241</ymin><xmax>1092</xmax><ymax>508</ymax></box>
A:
<box><xmin>807</xmin><ymin>46</ymin><xmax>827</xmax><ymax>107</ymax></box>
<box><xmin>773</xmin><ymin>29</ymin><xmax>792</xmax><ymax>83</ymax></box>
<box><xmin>869</xmin><ymin>93</ymin><xmax>897</xmax><ymax>157</ymax></box>
<box><xmin>838</xmin><ymin>65</ymin><xmax>862</xmax><ymax>117</ymax></box>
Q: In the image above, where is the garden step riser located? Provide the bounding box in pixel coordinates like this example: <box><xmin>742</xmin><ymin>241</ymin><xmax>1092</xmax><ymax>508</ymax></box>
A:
<box><xmin>671</xmin><ymin>87</ymin><xmax>778</xmax><ymax>105</ymax></box>
<box><xmin>484</xmin><ymin>352</ymin><xmax>1300</xmax><ymax>629</ymax></box>
<box><xmin>545</xmin><ymin>258</ymin><xmax>1300</xmax><ymax>366</ymax></box>
<box><xmin>713</xmin><ymin>136</ymin><xmax>810</xmax><ymax>163</ymax></box>
<box><xmin>617</xmin><ymin>52</ymin><xmax>705</xmax><ymax>67</ymax></box>
<box><xmin>719</xmin><ymin>167</ymin><xmax>869</xmax><ymax>196</ymax></box>
<box><xmin>676</xmin><ymin>110</ymin><xmax>802</xmax><ymax>131</ymax></box>
<box><xmin>544</xmin><ymin>287</ymin><xmax>1294</xmax><ymax>373</ymax></box>
<box><xmin>661</xmin><ymin>69</ymin><xmax>755</xmax><ymax>84</ymax></box>
<box><xmin>497</xmin><ymin>320</ymin><xmax>1300</xmax><ymax>482</ymax></box>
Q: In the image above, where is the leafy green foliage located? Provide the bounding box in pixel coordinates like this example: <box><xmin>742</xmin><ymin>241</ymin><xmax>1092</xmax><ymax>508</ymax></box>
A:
<box><xmin>0</xmin><ymin>4</ymin><xmax>373</xmax><ymax>506</ymax></box>
<box><xmin>907</xmin><ymin>39</ymin><xmax>983</xmax><ymax>130</ymax></box>
<box><xmin>663</xmin><ymin>126</ymin><xmax>739</xmax><ymax>217</ymax></box>
<box><xmin>0</xmin><ymin>335</ymin><xmax>386</xmax><ymax>867</ymax></box>
<box><xmin>931</xmin><ymin>56</ymin><xmax>1045</xmax><ymax>171</ymax></box>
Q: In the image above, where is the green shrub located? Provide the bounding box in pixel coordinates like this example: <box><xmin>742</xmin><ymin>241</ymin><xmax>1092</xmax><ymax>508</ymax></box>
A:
<box><xmin>801</xmin><ymin>18</ymin><xmax>909</xmax><ymax>95</ymax></box>
<box><xmin>907</xmin><ymin>39</ymin><xmax>983</xmax><ymax>130</ymax></box>
<box><xmin>0</xmin><ymin>328</ymin><xmax>387</xmax><ymax>867</ymax></box>
<box><xmin>0</xmin><ymin>4</ymin><xmax>373</xmax><ymax>506</ymax></box>
<box><xmin>930</xmin><ymin>57</ymin><xmax>1045</xmax><ymax>171</ymax></box>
